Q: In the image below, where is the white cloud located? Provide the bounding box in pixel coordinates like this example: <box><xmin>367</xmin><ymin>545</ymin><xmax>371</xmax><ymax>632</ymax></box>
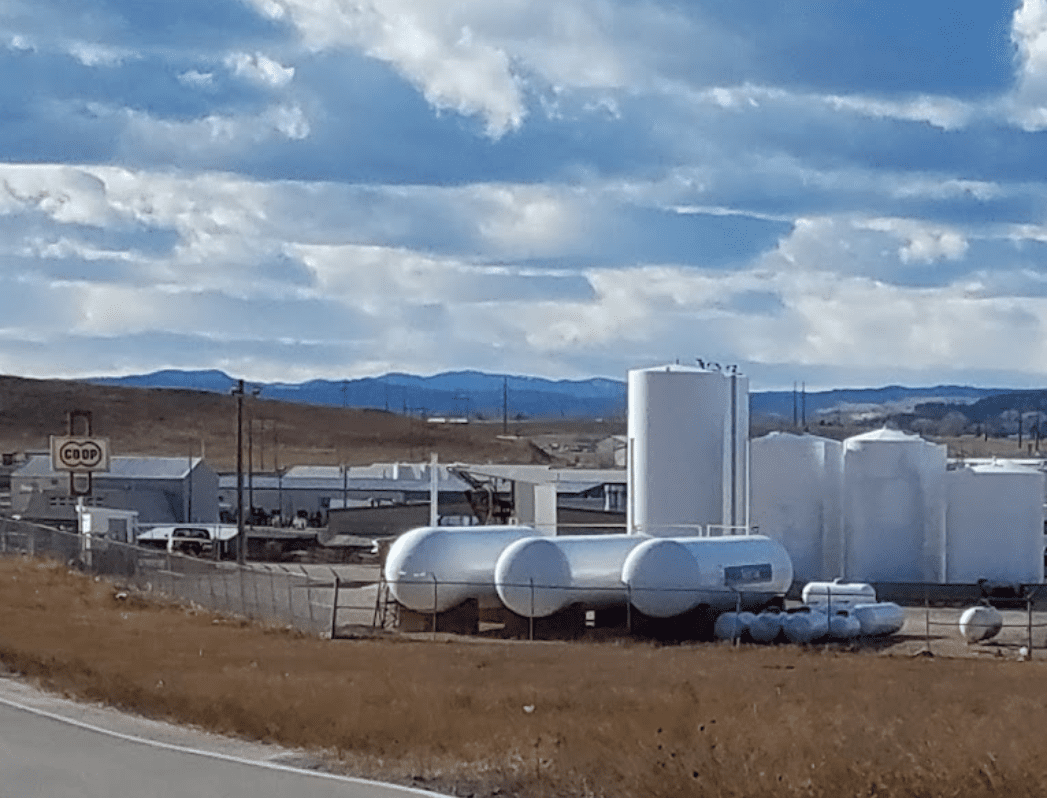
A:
<box><xmin>1006</xmin><ymin>0</ymin><xmax>1047</xmax><ymax>130</ymax></box>
<box><xmin>690</xmin><ymin>82</ymin><xmax>974</xmax><ymax>131</ymax></box>
<box><xmin>67</xmin><ymin>41</ymin><xmax>130</xmax><ymax>67</ymax></box>
<box><xmin>861</xmin><ymin>218</ymin><xmax>969</xmax><ymax>265</ymax></box>
<box><xmin>225</xmin><ymin>51</ymin><xmax>295</xmax><ymax>87</ymax></box>
<box><xmin>178</xmin><ymin>70</ymin><xmax>215</xmax><ymax>88</ymax></box>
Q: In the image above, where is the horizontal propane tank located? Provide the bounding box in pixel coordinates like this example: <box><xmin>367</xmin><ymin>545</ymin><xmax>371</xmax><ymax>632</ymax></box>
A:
<box><xmin>384</xmin><ymin>526</ymin><xmax>537</xmax><ymax>613</ymax></box>
<box><xmin>801</xmin><ymin>580</ymin><xmax>876</xmax><ymax>607</ymax></box>
<box><xmin>621</xmin><ymin>535</ymin><xmax>793</xmax><ymax>618</ymax></box>
<box><xmin>850</xmin><ymin>602</ymin><xmax>906</xmax><ymax>637</ymax></box>
<box><xmin>494</xmin><ymin>535</ymin><xmax>645</xmax><ymax>618</ymax></box>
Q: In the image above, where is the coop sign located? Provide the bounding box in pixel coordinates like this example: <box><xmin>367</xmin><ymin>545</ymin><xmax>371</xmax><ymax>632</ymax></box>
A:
<box><xmin>50</xmin><ymin>436</ymin><xmax>110</xmax><ymax>473</ymax></box>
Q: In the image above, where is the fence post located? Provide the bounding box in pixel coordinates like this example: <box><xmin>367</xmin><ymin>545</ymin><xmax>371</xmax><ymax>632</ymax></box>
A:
<box><xmin>269</xmin><ymin>566</ymin><xmax>278</xmax><ymax>619</ymax></box>
<box><xmin>529</xmin><ymin>577</ymin><xmax>535</xmax><ymax>642</ymax></box>
<box><xmin>431</xmin><ymin>574</ymin><xmax>438</xmax><ymax>640</ymax></box>
<box><xmin>626</xmin><ymin>583</ymin><xmax>632</xmax><ymax>635</ymax></box>
<box><xmin>286</xmin><ymin>568</ymin><xmax>295</xmax><ymax>623</ymax></box>
<box><xmin>734</xmin><ymin>589</ymin><xmax>742</xmax><ymax>647</ymax></box>
<box><xmin>238</xmin><ymin>566</ymin><xmax>247</xmax><ymax>617</ymax></box>
<box><xmin>302</xmin><ymin>566</ymin><xmax>315</xmax><ymax>625</ymax></box>
<box><xmin>924</xmin><ymin>588</ymin><xmax>931</xmax><ymax>655</ymax></box>
<box><xmin>331</xmin><ymin>573</ymin><xmax>340</xmax><ymax>639</ymax></box>
<box><xmin>1028</xmin><ymin>589</ymin><xmax>1034</xmax><ymax>658</ymax></box>
<box><xmin>1</xmin><ymin>519</ymin><xmax>7</xmax><ymax>554</ymax></box>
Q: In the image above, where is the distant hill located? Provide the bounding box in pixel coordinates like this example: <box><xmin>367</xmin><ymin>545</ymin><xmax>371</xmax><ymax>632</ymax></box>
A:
<box><xmin>85</xmin><ymin>369</ymin><xmax>1014</xmax><ymax>421</ymax></box>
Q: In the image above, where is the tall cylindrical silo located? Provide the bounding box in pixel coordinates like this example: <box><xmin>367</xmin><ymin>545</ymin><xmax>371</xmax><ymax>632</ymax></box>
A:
<box><xmin>842</xmin><ymin>428</ymin><xmax>947</xmax><ymax>583</ymax></box>
<box><xmin>627</xmin><ymin>364</ymin><xmax>748</xmax><ymax>536</ymax></box>
<box><xmin>946</xmin><ymin>462</ymin><xmax>1045</xmax><ymax>585</ymax></box>
<box><xmin>750</xmin><ymin>432</ymin><xmax>844</xmax><ymax>582</ymax></box>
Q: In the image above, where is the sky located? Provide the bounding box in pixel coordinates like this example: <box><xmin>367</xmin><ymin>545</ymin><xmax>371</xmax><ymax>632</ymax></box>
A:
<box><xmin>3</xmin><ymin>1</ymin><xmax>1047</xmax><ymax>391</ymax></box>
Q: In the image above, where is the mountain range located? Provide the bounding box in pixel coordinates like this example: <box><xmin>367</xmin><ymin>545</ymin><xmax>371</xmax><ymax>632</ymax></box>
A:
<box><xmin>84</xmin><ymin>369</ymin><xmax>1020</xmax><ymax>421</ymax></box>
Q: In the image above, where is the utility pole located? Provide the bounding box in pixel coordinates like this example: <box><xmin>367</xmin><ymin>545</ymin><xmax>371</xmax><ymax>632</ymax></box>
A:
<box><xmin>232</xmin><ymin>380</ymin><xmax>245</xmax><ymax>565</ymax></box>
<box><xmin>503</xmin><ymin>377</ymin><xmax>508</xmax><ymax>435</ymax></box>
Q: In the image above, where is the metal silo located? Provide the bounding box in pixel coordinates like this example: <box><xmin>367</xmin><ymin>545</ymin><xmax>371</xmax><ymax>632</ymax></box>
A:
<box><xmin>627</xmin><ymin>364</ymin><xmax>748</xmax><ymax>537</ymax></box>
<box><xmin>750</xmin><ymin>432</ymin><xmax>844</xmax><ymax>582</ymax></box>
<box><xmin>945</xmin><ymin>461</ymin><xmax>1044</xmax><ymax>585</ymax></box>
<box><xmin>842</xmin><ymin>428</ymin><xmax>947</xmax><ymax>583</ymax></box>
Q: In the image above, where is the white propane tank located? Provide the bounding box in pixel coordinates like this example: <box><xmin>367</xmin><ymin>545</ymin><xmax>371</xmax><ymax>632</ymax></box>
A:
<box><xmin>851</xmin><ymin>602</ymin><xmax>906</xmax><ymax>637</ymax></box>
<box><xmin>749</xmin><ymin>610</ymin><xmax>784</xmax><ymax>643</ymax></box>
<box><xmin>959</xmin><ymin>605</ymin><xmax>1003</xmax><ymax>643</ymax></box>
<box><xmin>827</xmin><ymin>609</ymin><xmax>861</xmax><ymax>640</ymax></box>
<box><xmin>802</xmin><ymin>580</ymin><xmax>876</xmax><ymax>607</ymax></box>
<box><xmin>384</xmin><ymin>526</ymin><xmax>537</xmax><ymax>612</ymax></box>
<box><xmin>714</xmin><ymin>611</ymin><xmax>756</xmax><ymax>641</ymax></box>
<box><xmin>783</xmin><ymin>608</ymin><xmax>829</xmax><ymax>644</ymax></box>
<box><xmin>622</xmin><ymin>535</ymin><xmax>793</xmax><ymax>618</ymax></box>
<box><xmin>494</xmin><ymin>535</ymin><xmax>645</xmax><ymax>618</ymax></box>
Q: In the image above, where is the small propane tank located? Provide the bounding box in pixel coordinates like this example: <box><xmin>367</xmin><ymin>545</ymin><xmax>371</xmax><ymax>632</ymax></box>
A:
<box><xmin>783</xmin><ymin>608</ymin><xmax>829</xmax><ymax>644</ymax></box>
<box><xmin>959</xmin><ymin>605</ymin><xmax>1003</xmax><ymax>643</ymax></box>
<box><xmin>749</xmin><ymin>610</ymin><xmax>784</xmax><ymax>643</ymax></box>
<box><xmin>827</xmin><ymin>609</ymin><xmax>861</xmax><ymax>640</ymax></box>
<box><xmin>851</xmin><ymin>602</ymin><xmax>906</xmax><ymax>637</ymax></box>
<box><xmin>714</xmin><ymin>611</ymin><xmax>755</xmax><ymax>641</ymax></box>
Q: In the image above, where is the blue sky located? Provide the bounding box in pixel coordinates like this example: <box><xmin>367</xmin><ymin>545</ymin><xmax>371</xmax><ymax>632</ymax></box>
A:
<box><xmin>3</xmin><ymin>1</ymin><xmax>1047</xmax><ymax>390</ymax></box>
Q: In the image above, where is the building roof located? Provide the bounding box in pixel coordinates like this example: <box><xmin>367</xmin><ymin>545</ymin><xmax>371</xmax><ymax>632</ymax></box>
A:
<box><xmin>14</xmin><ymin>453</ymin><xmax>205</xmax><ymax>480</ymax></box>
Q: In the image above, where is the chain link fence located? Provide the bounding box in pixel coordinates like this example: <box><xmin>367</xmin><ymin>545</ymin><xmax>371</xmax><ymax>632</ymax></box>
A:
<box><xmin>0</xmin><ymin>517</ymin><xmax>382</xmax><ymax>638</ymax></box>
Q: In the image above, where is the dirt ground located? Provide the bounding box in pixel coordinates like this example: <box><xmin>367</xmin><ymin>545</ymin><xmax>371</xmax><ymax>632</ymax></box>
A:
<box><xmin>5</xmin><ymin>556</ymin><xmax>1047</xmax><ymax>797</ymax></box>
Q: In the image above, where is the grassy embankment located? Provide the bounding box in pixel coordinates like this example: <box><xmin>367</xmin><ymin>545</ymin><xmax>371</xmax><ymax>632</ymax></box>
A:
<box><xmin>1</xmin><ymin>555</ymin><xmax>1045</xmax><ymax>797</ymax></box>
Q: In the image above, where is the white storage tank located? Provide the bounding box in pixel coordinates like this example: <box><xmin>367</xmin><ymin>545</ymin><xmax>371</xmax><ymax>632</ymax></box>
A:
<box><xmin>801</xmin><ymin>580</ymin><xmax>876</xmax><ymax>607</ymax></box>
<box><xmin>959</xmin><ymin>605</ymin><xmax>1003</xmax><ymax>643</ymax></box>
<box><xmin>851</xmin><ymin>602</ymin><xmax>906</xmax><ymax>636</ymax></box>
<box><xmin>621</xmin><ymin>535</ymin><xmax>793</xmax><ymax>618</ymax></box>
<box><xmin>627</xmin><ymin>364</ymin><xmax>748</xmax><ymax>537</ymax></box>
<box><xmin>494</xmin><ymin>535</ymin><xmax>644</xmax><ymax>618</ymax></box>
<box><xmin>750</xmin><ymin>432</ymin><xmax>844</xmax><ymax>581</ymax></box>
<box><xmin>945</xmin><ymin>461</ymin><xmax>1045</xmax><ymax>585</ymax></box>
<box><xmin>384</xmin><ymin>525</ymin><xmax>536</xmax><ymax>612</ymax></box>
<box><xmin>843</xmin><ymin>428</ymin><xmax>947</xmax><ymax>583</ymax></box>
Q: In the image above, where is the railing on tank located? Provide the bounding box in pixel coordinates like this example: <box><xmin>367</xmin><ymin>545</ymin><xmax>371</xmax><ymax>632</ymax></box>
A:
<box><xmin>627</xmin><ymin>523</ymin><xmax>757</xmax><ymax>537</ymax></box>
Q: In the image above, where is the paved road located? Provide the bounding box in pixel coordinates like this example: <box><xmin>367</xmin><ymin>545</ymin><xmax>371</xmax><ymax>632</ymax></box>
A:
<box><xmin>0</xmin><ymin>680</ymin><xmax>444</xmax><ymax>798</ymax></box>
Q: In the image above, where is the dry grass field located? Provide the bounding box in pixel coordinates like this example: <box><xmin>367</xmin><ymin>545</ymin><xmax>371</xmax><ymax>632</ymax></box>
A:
<box><xmin>3</xmin><ymin>555</ymin><xmax>1047</xmax><ymax>798</ymax></box>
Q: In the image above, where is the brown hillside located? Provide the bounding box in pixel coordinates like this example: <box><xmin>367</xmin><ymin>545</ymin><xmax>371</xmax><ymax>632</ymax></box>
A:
<box><xmin>0</xmin><ymin>375</ymin><xmax>556</xmax><ymax>470</ymax></box>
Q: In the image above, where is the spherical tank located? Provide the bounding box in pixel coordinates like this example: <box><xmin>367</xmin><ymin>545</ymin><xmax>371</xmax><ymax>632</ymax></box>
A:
<box><xmin>495</xmin><ymin>535</ymin><xmax>644</xmax><ymax>618</ymax></box>
<box><xmin>843</xmin><ymin>429</ymin><xmax>946</xmax><ymax>583</ymax></box>
<box><xmin>622</xmin><ymin>535</ymin><xmax>793</xmax><ymax>618</ymax></box>
<box><xmin>384</xmin><ymin>525</ymin><xmax>536</xmax><ymax>612</ymax></box>
<box><xmin>627</xmin><ymin>365</ymin><xmax>748</xmax><ymax>536</ymax></box>
<box><xmin>750</xmin><ymin>432</ymin><xmax>844</xmax><ymax>581</ymax></box>
<box><xmin>946</xmin><ymin>462</ymin><xmax>1045</xmax><ymax>585</ymax></box>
